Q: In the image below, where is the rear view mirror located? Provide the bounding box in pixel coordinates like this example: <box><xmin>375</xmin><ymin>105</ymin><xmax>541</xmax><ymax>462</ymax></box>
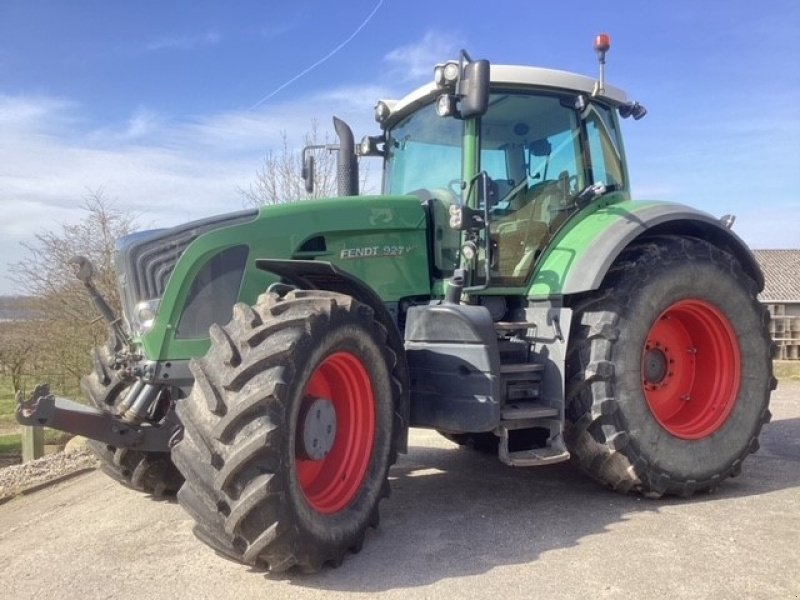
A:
<box><xmin>460</xmin><ymin>59</ymin><xmax>490</xmax><ymax>118</ymax></box>
<box><xmin>528</xmin><ymin>139</ymin><xmax>552</xmax><ymax>157</ymax></box>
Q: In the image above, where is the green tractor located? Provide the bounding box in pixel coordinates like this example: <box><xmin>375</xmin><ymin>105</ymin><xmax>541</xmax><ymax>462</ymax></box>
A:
<box><xmin>18</xmin><ymin>35</ymin><xmax>774</xmax><ymax>572</ymax></box>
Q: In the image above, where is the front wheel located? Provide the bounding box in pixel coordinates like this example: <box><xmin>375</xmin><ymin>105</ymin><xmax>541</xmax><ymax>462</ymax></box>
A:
<box><xmin>565</xmin><ymin>236</ymin><xmax>774</xmax><ymax>497</ymax></box>
<box><xmin>172</xmin><ymin>290</ymin><xmax>402</xmax><ymax>572</ymax></box>
<box><xmin>81</xmin><ymin>338</ymin><xmax>183</xmax><ymax>496</ymax></box>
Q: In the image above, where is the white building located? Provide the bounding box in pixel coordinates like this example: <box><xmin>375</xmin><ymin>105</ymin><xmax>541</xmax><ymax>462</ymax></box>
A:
<box><xmin>754</xmin><ymin>250</ymin><xmax>800</xmax><ymax>360</ymax></box>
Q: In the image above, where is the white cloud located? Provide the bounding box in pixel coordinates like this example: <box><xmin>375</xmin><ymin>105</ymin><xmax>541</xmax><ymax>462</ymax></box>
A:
<box><xmin>259</xmin><ymin>20</ymin><xmax>298</xmax><ymax>40</ymax></box>
<box><xmin>188</xmin><ymin>84</ymin><xmax>391</xmax><ymax>153</ymax></box>
<box><xmin>144</xmin><ymin>31</ymin><xmax>221</xmax><ymax>52</ymax></box>
<box><xmin>124</xmin><ymin>107</ymin><xmax>162</xmax><ymax>140</ymax></box>
<box><xmin>84</xmin><ymin>107</ymin><xmax>165</xmax><ymax>144</ymax></box>
<box><xmin>0</xmin><ymin>94</ymin><xmax>78</xmax><ymax>133</ymax></box>
<box><xmin>384</xmin><ymin>31</ymin><xmax>463</xmax><ymax>83</ymax></box>
<box><xmin>0</xmin><ymin>79</ymin><xmax>399</xmax><ymax>294</ymax></box>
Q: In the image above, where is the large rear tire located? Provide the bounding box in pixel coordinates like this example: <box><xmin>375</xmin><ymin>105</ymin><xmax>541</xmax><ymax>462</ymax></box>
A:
<box><xmin>81</xmin><ymin>338</ymin><xmax>183</xmax><ymax>497</ymax></box>
<box><xmin>565</xmin><ymin>236</ymin><xmax>774</xmax><ymax>497</ymax></box>
<box><xmin>172</xmin><ymin>290</ymin><xmax>402</xmax><ymax>572</ymax></box>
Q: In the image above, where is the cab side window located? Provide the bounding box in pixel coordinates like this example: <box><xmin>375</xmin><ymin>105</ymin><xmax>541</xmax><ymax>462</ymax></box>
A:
<box><xmin>585</xmin><ymin>105</ymin><xmax>625</xmax><ymax>189</ymax></box>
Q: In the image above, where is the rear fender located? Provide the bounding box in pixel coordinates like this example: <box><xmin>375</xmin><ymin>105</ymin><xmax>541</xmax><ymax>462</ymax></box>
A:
<box><xmin>528</xmin><ymin>201</ymin><xmax>763</xmax><ymax>298</ymax></box>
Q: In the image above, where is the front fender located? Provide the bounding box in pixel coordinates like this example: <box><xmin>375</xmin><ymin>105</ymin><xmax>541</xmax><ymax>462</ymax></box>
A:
<box><xmin>528</xmin><ymin>200</ymin><xmax>763</xmax><ymax>299</ymax></box>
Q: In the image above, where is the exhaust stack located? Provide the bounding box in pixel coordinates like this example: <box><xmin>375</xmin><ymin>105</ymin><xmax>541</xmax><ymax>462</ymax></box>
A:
<box><xmin>333</xmin><ymin>116</ymin><xmax>358</xmax><ymax>197</ymax></box>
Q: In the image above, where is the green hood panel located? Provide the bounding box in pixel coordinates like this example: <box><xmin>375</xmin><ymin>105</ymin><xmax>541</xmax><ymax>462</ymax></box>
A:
<box><xmin>140</xmin><ymin>195</ymin><xmax>431</xmax><ymax>360</ymax></box>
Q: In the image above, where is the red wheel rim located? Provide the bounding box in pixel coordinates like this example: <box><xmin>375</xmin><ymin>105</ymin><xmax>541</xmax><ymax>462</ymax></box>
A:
<box><xmin>641</xmin><ymin>299</ymin><xmax>741</xmax><ymax>439</ymax></box>
<box><xmin>295</xmin><ymin>352</ymin><xmax>375</xmax><ymax>514</ymax></box>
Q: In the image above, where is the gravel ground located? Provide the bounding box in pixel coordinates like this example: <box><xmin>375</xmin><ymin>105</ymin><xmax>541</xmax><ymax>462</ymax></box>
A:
<box><xmin>0</xmin><ymin>447</ymin><xmax>98</xmax><ymax>502</ymax></box>
<box><xmin>1</xmin><ymin>383</ymin><xmax>798</xmax><ymax>600</ymax></box>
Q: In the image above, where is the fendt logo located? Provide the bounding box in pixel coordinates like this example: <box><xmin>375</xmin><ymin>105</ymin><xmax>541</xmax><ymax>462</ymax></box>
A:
<box><xmin>339</xmin><ymin>245</ymin><xmax>415</xmax><ymax>259</ymax></box>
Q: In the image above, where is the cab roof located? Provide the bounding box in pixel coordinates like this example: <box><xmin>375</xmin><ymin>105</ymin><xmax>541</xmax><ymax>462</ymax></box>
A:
<box><xmin>379</xmin><ymin>65</ymin><xmax>628</xmax><ymax>129</ymax></box>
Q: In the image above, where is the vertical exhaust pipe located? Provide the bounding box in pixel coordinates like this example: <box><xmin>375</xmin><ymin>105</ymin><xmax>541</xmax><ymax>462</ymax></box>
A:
<box><xmin>333</xmin><ymin>116</ymin><xmax>358</xmax><ymax>197</ymax></box>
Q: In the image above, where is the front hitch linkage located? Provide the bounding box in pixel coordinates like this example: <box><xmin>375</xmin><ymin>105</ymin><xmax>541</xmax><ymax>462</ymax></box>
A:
<box><xmin>69</xmin><ymin>255</ymin><xmax>131</xmax><ymax>351</ymax></box>
<box><xmin>16</xmin><ymin>384</ymin><xmax>179</xmax><ymax>453</ymax></box>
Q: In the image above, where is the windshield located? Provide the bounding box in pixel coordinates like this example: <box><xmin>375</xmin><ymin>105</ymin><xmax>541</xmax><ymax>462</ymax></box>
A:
<box><xmin>383</xmin><ymin>90</ymin><xmax>626</xmax><ymax>287</ymax></box>
<box><xmin>384</xmin><ymin>102</ymin><xmax>462</xmax><ymax>196</ymax></box>
<box><xmin>385</xmin><ymin>93</ymin><xmax>624</xmax><ymax>197</ymax></box>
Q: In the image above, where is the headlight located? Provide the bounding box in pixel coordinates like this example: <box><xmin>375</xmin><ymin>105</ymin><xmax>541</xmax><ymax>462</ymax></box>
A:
<box><xmin>443</xmin><ymin>61</ymin><xmax>460</xmax><ymax>84</ymax></box>
<box><xmin>436</xmin><ymin>94</ymin><xmax>457</xmax><ymax>117</ymax></box>
<box><xmin>132</xmin><ymin>298</ymin><xmax>160</xmax><ymax>334</ymax></box>
<box><xmin>461</xmin><ymin>242</ymin><xmax>478</xmax><ymax>262</ymax></box>
<box><xmin>374</xmin><ymin>100</ymin><xmax>391</xmax><ymax>123</ymax></box>
<box><xmin>434</xmin><ymin>61</ymin><xmax>460</xmax><ymax>87</ymax></box>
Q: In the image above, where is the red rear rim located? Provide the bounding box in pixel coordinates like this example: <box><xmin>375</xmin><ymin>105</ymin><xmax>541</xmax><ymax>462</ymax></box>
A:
<box><xmin>295</xmin><ymin>351</ymin><xmax>375</xmax><ymax>514</ymax></box>
<box><xmin>641</xmin><ymin>299</ymin><xmax>741</xmax><ymax>439</ymax></box>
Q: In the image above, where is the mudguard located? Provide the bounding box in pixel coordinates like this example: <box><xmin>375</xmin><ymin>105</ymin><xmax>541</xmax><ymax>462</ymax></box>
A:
<box><xmin>527</xmin><ymin>200</ymin><xmax>763</xmax><ymax>299</ymax></box>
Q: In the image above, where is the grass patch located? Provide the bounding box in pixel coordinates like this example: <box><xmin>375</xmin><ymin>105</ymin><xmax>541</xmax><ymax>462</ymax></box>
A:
<box><xmin>774</xmin><ymin>360</ymin><xmax>800</xmax><ymax>381</ymax></box>
<box><xmin>0</xmin><ymin>379</ymin><xmax>20</xmax><ymax>430</ymax></box>
<box><xmin>0</xmin><ymin>433</ymin><xmax>20</xmax><ymax>455</ymax></box>
<box><xmin>0</xmin><ymin>374</ymin><xmax>81</xmax><ymax>430</ymax></box>
<box><xmin>0</xmin><ymin>430</ymin><xmax>73</xmax><ymax>457</ymax></box>
<box><xmin>0</xmin><ymin>374</ymin><xmax>45</xmax><ymax>429</ymax></box>
<box><xmin>0</xmin><ymin>374</ymin><xmax>79</xmax><ymax>457</ymax></box>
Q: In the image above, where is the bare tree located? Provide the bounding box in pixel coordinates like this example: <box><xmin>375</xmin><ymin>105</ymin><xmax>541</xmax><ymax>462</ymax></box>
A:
<box><xmin>240</xmin><ymin>121</ymin><xmax>338</xmax><ymax>206</ymax></box>
<box><xmin>7</xmin><ymin>189</ymin><xmax>136</xmax><ymax>395</ymax></box>
<box><xmin>11</xmin><ymin>188</ymin><xmax>134</xmax><ymax>315</ymax></box>
<box><xmin>0</xmin><ymin>321</ymin><xmax>37</xmax><ymax>393</ymax></box>
<box><xmin>240</xmin><ymin>120</ymin><xmax>374</xmax><ymax>206</ymax></box>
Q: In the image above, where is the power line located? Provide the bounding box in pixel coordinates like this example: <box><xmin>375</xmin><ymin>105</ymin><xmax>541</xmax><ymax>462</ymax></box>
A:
<box><xmin>249</xmin><ymin>0</ymin><xmax>384</xmax><ymax>110</ymax></box>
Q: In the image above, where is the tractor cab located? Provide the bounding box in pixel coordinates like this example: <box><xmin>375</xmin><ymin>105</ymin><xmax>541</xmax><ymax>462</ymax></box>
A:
<box><xmin>372</xmin><ymin>49</ymin><xmax>638</xmax><ymax>292</ymax></box>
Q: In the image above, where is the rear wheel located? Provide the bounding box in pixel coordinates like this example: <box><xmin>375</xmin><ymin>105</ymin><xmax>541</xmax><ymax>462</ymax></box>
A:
<box><xmin>81</xmin><ymin>337</ymin><xmax>183</xmax><ymax>497</ymax></box>
<box><xmin>565</xmin><ymin>236</ymin><xmax>774</xmax><ymax>497</ymax></box>
<box><xmin>172</xmin><ymin>290</ymin><xmax>401</xmax><ymax>572</ymax></box>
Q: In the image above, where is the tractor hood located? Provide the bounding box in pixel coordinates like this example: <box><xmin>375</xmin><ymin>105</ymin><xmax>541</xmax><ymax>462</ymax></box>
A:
<box><xmin>115</xmin><ymin>209</ymin><xmax>258</xmax><ymax>331</ymax></box>
<box><xmin>135</xmin><ymin>195</ymin><xmax>431</xmax><ymax>360</ymax></box>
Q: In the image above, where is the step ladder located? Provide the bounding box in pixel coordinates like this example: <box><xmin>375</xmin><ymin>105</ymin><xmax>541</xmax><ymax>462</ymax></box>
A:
<box><xmin>495</xmin><ymin>357</ymin><xmax>570</xmax><ymax>467</ymax></box>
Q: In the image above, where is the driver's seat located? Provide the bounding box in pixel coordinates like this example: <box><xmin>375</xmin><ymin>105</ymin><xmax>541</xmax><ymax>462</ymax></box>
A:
<box><xmin>491</xmin><ymin>175</ymin><xmax>570</xmax><ymax>281</ymax></box>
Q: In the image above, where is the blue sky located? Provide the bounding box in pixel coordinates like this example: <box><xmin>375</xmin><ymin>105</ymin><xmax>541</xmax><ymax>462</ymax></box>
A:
<box><xmin>1</xmin><ymin>0</ymin><xmax>798</xmax><ymax>294</ymax></box>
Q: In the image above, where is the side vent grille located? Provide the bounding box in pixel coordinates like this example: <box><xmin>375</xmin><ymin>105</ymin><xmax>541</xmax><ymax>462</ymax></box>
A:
<box><xmin>298</xmin><ymin>236</ymin><xmax>327</xmax><ymax>253</ymax></box>
<box><xmin>115</xmin><ymin>209</ymin><xmax>258</xmax><ymax>315</ymax></box>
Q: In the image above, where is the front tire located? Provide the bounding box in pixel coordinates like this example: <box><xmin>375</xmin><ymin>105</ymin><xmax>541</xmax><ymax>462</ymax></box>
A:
<box><xmin>81</xmin><ymin>338</ymin><xmax>183</xmax><ymax>497</ymax></box>
<box><xmin>172</xmin><ymin>290</ymin><xmax>401</xmax><ymax>572</ymax></box>
<box><xmin>565</xmin><ymin>236</ymin><xmax>774</xmax><ymax>497</ymax></box>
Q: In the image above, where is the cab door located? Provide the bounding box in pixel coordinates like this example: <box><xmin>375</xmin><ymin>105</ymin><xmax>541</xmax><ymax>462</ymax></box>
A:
<box><xmin>479</xmin><ymin>92</ymin><xmax>587</xmax><ymax>287</ymax></box>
